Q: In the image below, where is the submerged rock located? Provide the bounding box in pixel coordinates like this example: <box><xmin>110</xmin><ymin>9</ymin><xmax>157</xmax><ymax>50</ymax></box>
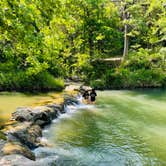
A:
<box><xmin>64</xmin><ymin>95</ymin><xmax>79</xmax><ymax>105</ymax></box>
<box><xmin>2</xmin><ymin>142</ymin><xmax>35</xmax><ymax>160</ymax></box>
<box><xmin>0</xmin><ymin>154</ymin><xmax>35</xmax><ymax>166</ymax></box>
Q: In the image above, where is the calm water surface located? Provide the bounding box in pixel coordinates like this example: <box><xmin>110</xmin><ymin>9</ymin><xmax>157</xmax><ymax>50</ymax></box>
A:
<box><xmin>0</xmin><ymin>92</ymin><xmax>59</xmax><ymax>129</ymax></box>
<box><xmin>35</xmin><ymin>90</ymin><xmax>166</xmax><ymax>166</ymax></box>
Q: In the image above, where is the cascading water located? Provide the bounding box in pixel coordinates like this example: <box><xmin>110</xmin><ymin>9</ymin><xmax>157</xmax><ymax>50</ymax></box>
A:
<box><xmin>33</xmin><ymin>95</ymin><xmax>95</xmax><ymax>165</ymax></box>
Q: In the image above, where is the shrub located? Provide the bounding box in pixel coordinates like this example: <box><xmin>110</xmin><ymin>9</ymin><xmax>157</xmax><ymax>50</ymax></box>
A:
<box><xmin>90</xmin><ymin>79</ymin><xmax>106</xmax><ymax>90</ymax></box>
<box><xmin>0</xmin><ymin>71</ymin><xmax>64</xmax><ymax>91</ymax></box>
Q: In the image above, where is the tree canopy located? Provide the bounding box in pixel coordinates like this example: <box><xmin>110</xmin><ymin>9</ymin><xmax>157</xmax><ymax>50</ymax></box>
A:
<box><xmin>0</xmin><ymin>0</ymin><xmax>166</xmax><ymax>91</ymax></box>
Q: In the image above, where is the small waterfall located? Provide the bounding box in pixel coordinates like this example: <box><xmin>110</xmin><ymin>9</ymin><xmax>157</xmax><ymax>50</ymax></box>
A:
<box><xmin>55</xmin><ymin>95</ymin><xmax>94</xmax><ymax>121</ymax></box>
<box><xmin>33</xmin><ymin>95</ymin><xmax>95</xmax><ymax>165</ymax></box>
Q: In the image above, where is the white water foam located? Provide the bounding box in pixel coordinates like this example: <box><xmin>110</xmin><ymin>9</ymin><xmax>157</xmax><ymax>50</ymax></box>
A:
<box><xmin>52</xmin><ymin>96</ymin><xmax>95</xmax><ymax>123</ymax></box>
<box><xmin>38</xmin><ymin>96</ymin><xmax>96</xmax><ymax>150</ymax></box>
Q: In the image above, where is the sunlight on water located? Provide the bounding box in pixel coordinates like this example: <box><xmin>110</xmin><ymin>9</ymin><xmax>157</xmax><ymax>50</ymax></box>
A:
<box><xmin>36</xmin><ymin>89</ymin><xmax>166</xmax><ymax>166</ymax></box>
<box><xmin>0</xmin><ymin>92</ymin><xmax>60</xmax><ymax>128</ymax></box>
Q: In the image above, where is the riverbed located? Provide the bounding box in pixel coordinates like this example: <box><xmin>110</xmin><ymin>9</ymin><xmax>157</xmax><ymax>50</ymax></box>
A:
<box><xmin>35</xmin><ymin>89</ymin><xmax>166</xmax><ymax>166</ymax></box>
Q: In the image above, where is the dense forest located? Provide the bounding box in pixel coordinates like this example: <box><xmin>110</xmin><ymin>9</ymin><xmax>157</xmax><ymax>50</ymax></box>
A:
<box><xmin>0</xmin><ymin>0</ymin><xmax>166</xmax><ymax>91</ymax></box>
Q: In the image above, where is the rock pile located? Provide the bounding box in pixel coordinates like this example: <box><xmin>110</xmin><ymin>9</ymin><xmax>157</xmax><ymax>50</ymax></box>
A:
<box><xmin>0</xmin><ymin>97</ymin><xmax>78</xmax><ymax>164</ymax></box>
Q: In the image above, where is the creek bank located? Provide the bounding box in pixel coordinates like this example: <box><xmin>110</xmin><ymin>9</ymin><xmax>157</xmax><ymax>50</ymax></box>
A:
<box><xmin>0</xmin><ymin>85</ymin><xmax>88</xmax><ymax>164</ymax></box>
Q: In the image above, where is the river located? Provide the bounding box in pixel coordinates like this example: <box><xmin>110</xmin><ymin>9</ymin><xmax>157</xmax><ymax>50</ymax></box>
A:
<box><xmin>34</xmin><ymin>89</ymin><xmax>166</xmax><ymax>166</ymax></box>
<box><xmin>0</xmin><ymin>91</ymin><xmax>61</xmax><ymax>129</ymax></box>
<box><xmin>1</xmin><ymin>90</ymin><xmax>166</xmax><ymax>165</ymax></box>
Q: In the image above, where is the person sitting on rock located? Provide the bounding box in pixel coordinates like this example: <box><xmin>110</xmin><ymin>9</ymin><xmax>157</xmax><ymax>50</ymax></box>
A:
<box><xmin>90</xmin><ymin>89</ymin><xmax>97</xmax><ymax>104</ymax></box>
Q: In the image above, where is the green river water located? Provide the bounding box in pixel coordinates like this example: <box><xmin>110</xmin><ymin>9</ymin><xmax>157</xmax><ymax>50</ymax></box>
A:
<box><xmin>36</xmin><ymin>90</ymin><xmax>166</xmax><ymax>166</ymax></box>
<box><xmin>0</xmin><ymin>90</ymin><xmax>166</xmax><ymax>165</ymax></box>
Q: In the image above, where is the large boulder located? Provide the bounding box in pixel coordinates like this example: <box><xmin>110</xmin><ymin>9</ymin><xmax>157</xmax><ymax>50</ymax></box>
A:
<box><xmin>2</xmin><ymin>142</ymin><xmax>35</xmax><ymax>160</ymax></box>
<box><xmin>6</xmin><ymin>122</ymin><xmax>42</xmax><ymax>149</ymax></box>
<box><xmin>32</xmin><ymin>106</ymin><xmax>53</xmax><ymax>126</ymax></box>
<box><xmin>12</xmin><ymin>107</ymin><xmax>34</xmax><ymax>122</ymax></box>
<box><xmin>12</xmin><ymin>106</ymin><xmax>59</xmax><ymax>126</ymax></box>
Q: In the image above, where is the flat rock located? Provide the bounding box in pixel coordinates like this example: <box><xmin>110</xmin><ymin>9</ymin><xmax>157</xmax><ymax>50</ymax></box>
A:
<box><xmin>2</xmin><ymin>142</ymin><xmax>35</xmax><ymax>160</ymax></box>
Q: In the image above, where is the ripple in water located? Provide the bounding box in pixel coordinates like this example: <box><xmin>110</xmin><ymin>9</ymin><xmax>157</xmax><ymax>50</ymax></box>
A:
<box><xmin>34</xmin><ymin>90</ymin><xmax>166</xmax><ymax>166</ymax></box>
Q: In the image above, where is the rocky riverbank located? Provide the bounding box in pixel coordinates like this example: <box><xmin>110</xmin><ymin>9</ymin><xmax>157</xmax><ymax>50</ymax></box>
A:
<box><xmin>0</xmin><ymin>86</ymin><xmax>83</xmax><ymax>165</ymax></box>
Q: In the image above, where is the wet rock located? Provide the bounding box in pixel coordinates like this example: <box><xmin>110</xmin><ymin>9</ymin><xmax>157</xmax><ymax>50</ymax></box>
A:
<box><xmin>64</xmin><ymin>96</ymin><xmax>79</xmax><ymax>106</ymax></box>
<box><xmin>0</xmin><ymin>131</ymin><xmax>7</xmax><ymax>140</ymax></box>
<box><xmin>2</xmin><ymin>142</ymin><xmax>35</xmax><ymax>160</ymax></box>
<box><xmin>32</xmin><ymin>106</ymin><xmax>55</xmax><ymax>126</ymax></box>
<box><xmin>12</xmin><ymin>107</ymin><xmax>34</xmax><ymax>122</ymax></box>
<box><xmin>0</xmin><ymin>154</ymin><xmax>35</xmax><ymax>166</ymax></box>
<box><xmin>65</xmin><ymin>84</ymin><xmax>81</xmax><ymax>91</ymax></box>
<box><xmin>0</xmin><ymin>154</ymin><xmax>58</xmax><ymax>166</ymax></box>
<box><xmin>46</xmin><ymin>104</ymin><xmax>63</xmax><ymax>115</ymax></box>
<box><xmin>37</xmin><ymin>137</ymin><xmax>53</xmax><ymax>147</ymax></box>
<box><xmin>1</xmin><ymin>93</ymin><xmax>80</xmax><ymax>164</ymax></box>
<box><xmin>6</xmin><ymin>122</ymin><xmax>42</xmax><ymax>149</ymax></box>
<box><xmin>12</xmin><ymin>106</ymin><xmax>58</xmax><ymax>126</ymax></box>
<box><xmin>79</xmin><ymin>85</ymin><xmax>92</xmax><ymax>94</ymax></box>
<box><xmin>0</xmin><ymin>139</ymin><xmax>7</xmax><ymax>157</ymax></box>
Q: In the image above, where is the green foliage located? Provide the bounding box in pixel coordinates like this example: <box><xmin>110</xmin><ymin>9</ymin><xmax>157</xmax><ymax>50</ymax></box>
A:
<box><xmin>0</xmin><ymin>0</ymin><xmax>165</xmax><ymax>91</ymax></box>
<box><xmin>0</xmin><ymin>0</ymin><xmax>123</xmax><ymax>91</ymax></box>
<box><xmin>90</xmin><ymin>79</ymin><xmax>106</xmax><ymax>90</ymax></box>
<box><xmin>0</xmin><ymin>71</ymin><xmax>64</xmax><ymax>91</ymax></box>
<box><xmin>105</xmin><ymin>68</ymin><xmax>165</xmax><ymax>89</ymax></box>
<box><xmin>89</xmin><ymin>48</ymin><xmax>166</xmax><ymax>89</ymax></box>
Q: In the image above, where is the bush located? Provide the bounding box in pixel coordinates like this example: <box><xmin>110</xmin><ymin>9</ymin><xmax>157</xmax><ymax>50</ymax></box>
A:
<box><xmin>104</xmin><ymin>68</ymin><xmax>165</xmax><ymax>89</ymax></box>
<box><xmin>90</xmin><ymin>79</ymin><xmax>106</xmax><ymax>90</ymax></box>
<box><xmin>0</xmin><ymin>71</ymin><xmax>64</xmax><ymax>91</ymax></box>
<box><xmin>33</xmin><ymin>72</ymin><xmax>64</xmax><ymax>91</ymax></box>
<box><xmin>88</xmin><ymin>48</ymin><xmax>166</xmax><ymax>89</ymax></box>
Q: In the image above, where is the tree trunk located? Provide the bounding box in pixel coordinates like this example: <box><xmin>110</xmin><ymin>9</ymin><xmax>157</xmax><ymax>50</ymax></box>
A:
<box><xmin>123</xmin><ymin>24</ymin><xmax>129</xmax><ymax>60</ymax></box>
<box><xmin>122</xmin><ymin>1</ymin><xmax>129</xmax><ymax>61</ymax></box>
